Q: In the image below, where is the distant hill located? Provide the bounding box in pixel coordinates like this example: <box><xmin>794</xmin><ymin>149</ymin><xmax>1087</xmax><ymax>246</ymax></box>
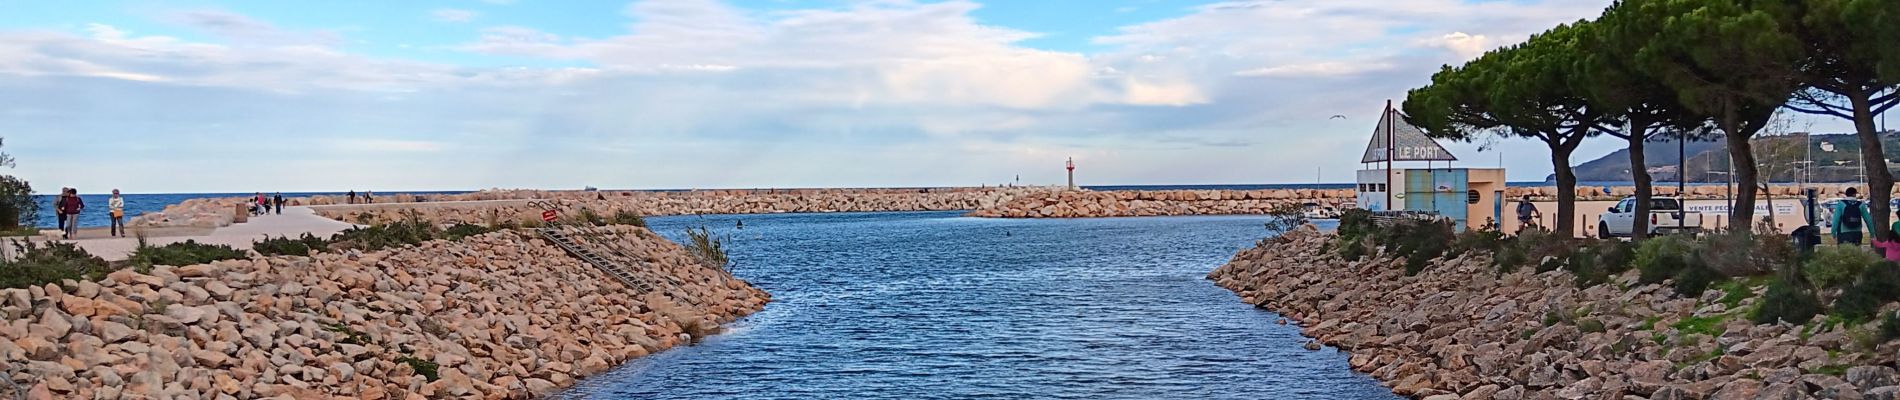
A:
<box><xmin>1556</xmin><ymin>132</ymin><xmax>1900</xmax><ymax>183</ymax></box>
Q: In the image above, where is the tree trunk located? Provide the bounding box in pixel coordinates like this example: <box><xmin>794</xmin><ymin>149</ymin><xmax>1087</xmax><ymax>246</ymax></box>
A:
<box><xmin>1850</xmin><ymin>91</ymin><xmax>1895</xmax><ymax>241</ymax></box>
<box><xmin>1628</xmin><ymin>127</ymin><xmax>1652</xmax><ymax>240</ymax></box>
<box><xmin>1725</xmin><ymin>121</ymin><xmax>1762</xmax><ymax>231</ymax></box>
<box><xmin>1552</xmin><ymin>144</ymin><xmax>1579</xmax><ymax>237</ymax></box>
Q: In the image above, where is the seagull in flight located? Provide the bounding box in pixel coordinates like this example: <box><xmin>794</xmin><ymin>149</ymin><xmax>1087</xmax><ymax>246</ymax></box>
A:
<box><xmin>1329</xmin><ymin>114</ymin><xmax>1347</xmax><ymax>120</ymax></box>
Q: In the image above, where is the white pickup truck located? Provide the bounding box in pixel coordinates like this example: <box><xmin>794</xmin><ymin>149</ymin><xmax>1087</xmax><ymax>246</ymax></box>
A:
<box><xmin>1597</xmin><ymin>196</ymin><xmax>1704</xmax><ymax>238</ymax></box>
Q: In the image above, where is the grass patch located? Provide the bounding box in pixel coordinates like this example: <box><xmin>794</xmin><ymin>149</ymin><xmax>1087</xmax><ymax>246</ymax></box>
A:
<box><xmin>395</xmin><ymin>355</ymin><xmax>439</xmax><ymax>382</ymax></box>
<box><xmin>1716</xmin><ymin>277</ymin><xmax>1766</xmax><ymax>309</ymax></box>
<box><xmin>1673</xmin><ymin>314</ymin><xmax>1728</xmax><ymax>338</ymax></box>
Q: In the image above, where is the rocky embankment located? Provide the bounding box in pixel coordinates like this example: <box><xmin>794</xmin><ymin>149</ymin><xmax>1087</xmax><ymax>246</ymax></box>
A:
<box><xmin>313</xmin><ymin>187</ymin><xmax>1055</xmax><ymax>226</ymax></box>
<box><xmin>1209</xmin><ymin>226</ymin><xmax>1900</xmax><ymax>399</ymax></box>
<box><xmin>0</xmin><ymin>225</ymin><xmax>768</xmax><ymax>399</ymax></box>
<box><xmin>966</xmin><ymin>189</ymin><xmax>1353</xmax><ymax>218</ymax></box>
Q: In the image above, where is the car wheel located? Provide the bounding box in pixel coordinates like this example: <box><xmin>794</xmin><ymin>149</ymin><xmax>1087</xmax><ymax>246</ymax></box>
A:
<box><xmin>1599</xmin><ymin>223</ymin><xmax>1612</xmax><ymax>239</ymax></box>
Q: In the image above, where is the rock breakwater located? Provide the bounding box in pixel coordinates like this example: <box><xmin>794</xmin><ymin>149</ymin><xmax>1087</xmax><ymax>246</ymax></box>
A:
<box><xmin>312</xmin><ymin>187</ymin><xmax>1055</xmax><ymax>226</ymax></box>
<box><xmin>966</xmin><ymin>189</ymin><xmax>1352</xmax><ymax>218</ymax></box>
<box><xmin>1209</xmin><ymin>226</ymin><xmax>1900</xmax><ymax>399</ymax></box>
<box><xmin>0</xmin><ymin>225</ymin><xmax>767</xmax><ymax>399</ymax></box>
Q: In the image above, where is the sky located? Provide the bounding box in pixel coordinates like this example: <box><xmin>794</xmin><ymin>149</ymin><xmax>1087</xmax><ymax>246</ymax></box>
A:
<box><xmin>0</xmin><ymin>0</ymin><xmax>1866</xmax><ymax>193</ymax></box>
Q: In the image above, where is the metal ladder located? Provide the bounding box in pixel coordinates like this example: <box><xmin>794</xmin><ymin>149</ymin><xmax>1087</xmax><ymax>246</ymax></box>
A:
<box><xmin>539</xmin><ymin>227</ymin><xmax>657</xmax><ymax>295</ymax></box>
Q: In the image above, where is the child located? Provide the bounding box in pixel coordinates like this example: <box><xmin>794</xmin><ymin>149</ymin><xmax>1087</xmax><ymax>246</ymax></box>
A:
<box><xmin>1879</xmin><ymin>210</ymin><xmax>1900</xmax><ymax>262</ymax></box>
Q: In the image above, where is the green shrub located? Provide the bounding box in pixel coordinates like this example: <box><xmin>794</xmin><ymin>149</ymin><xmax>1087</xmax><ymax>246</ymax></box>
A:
<box><xmin>1804</xmin><ymin>245</ymin><xmax>1881</xmax><ymax>291</ymax></box>
<box><xmin>568</xmin><ymin>208</ymin><xmax>607</xmax><ymax>227</ymax></box>
<box><xmin>1337</xmin><ymin>237</ymin><xmax>1369</xmax><ymax>261</ymax></box>
<box><xmin>684</xmin><ymin>226</ymin><xmax>733</xmax><ymax>272</ymax></box>
<box><xmin>610</xmin><ymin>210</ymin><xmax>647</xmax><ymax>227</ymax></box>
<box><xmin>1263</xmin><ymin>202</ymin><xmax>1308</xmax><ymax>233</ymax></box>
<box><xmin>1578</xmin><ymin>318</ymin><xmax>1607</xmax><ymax>334</ymax></box>
<box><xmin>1635</xmin><ymin>235</ymin><xmax>1694</xmax><ymax>285</ymax></box>
<box><xmin>1569</xmin><ymin>240</ymin><xmax>1633</xmax><ymax>288</ymax></box>
<box><xmin>0</xmin><ymin>241</ymin><xmax>108</xmax><ymax>289</ymax></box>
<box><xmin>1880</xmin><ymin>312</ymin><xmax>1900</xmax><ymax>342</ymax></box>
<box><xmin>1701</xmin><ymin>231</ymin><xmax>1789</xmax><ymax>278</ymax></box>
<box><xmin>1450</xmin><ymin>229</ymin><xmax>1506</xmax><ymax>258</ymax></box>
<box><xmin>252</xmin><ymin>233</ymin><xmax>330</xmax><ymax>257</ymax></box>
<box><xmin>330</xmin><ymin>213</ymin><xmax>441</xmax><ymax>252</ymax></box>
<box><xmin>0</xmin><ymin>175</ymin><xmax>37</xmax><ymax>231</ymax></box>
<box><xmin>442</xmin><ymin>223</ymin><xmax>494</xmax><ymax>240</ymax></box>
<box><xmin>1673</xmin><ymin>254</ymin><xmax>1721</xmax><ymax>298</ymax></box>
<box><xmin>1493</xmin><ymin>237</ymin><xmax>1529</xmax><ymax>273</ymax></box>
<box><xmin>1830</xmin><ymin>263</ymin><xmax>1900</xmax><ymax>324</ymax></box>
<box><xmin>1381</xmin><ymin>218</ymin><xmax>1454</xmax><ymax>276</ymax></box>
<box><xmin>1753</xmin><ymin>279</ymin><xmax>1823</xmax><ymax>325</ymax></box>
<box><xmin>128</xmin><ymin>240</ymin><xmax>246</xmax><ymax>269</ymax></box>
<box><xmin>1336</xmin><ymin>209</ymin><xmax>1376</xmax><ymax>243</ymax></box>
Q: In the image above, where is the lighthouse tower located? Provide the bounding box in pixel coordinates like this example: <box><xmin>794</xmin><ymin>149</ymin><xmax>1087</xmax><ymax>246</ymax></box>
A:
<box><xmin>1066</xmin><ymin>157</ymin><xmax>1076</xmax><ymax>190</ymax></box>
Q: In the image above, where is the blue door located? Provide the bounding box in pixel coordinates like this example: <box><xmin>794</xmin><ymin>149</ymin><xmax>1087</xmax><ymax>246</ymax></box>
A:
<box><xmin>1405</xmin><ymin>169</ymin><xmax>1469</xmax><ymax>232</ymax></box>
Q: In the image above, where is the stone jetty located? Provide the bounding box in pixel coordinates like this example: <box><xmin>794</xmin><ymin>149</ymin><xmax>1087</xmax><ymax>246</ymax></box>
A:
<box><xmin>310</xmin><ymin>187</ymin><xmax>1057</xmax><ymax>226</ymax></box>
<box><xmin>0</xmin><ymin>225</ymin><xmax>768</xmax><ymax>399</ymax></box>
<box><xmin>1209</xmin><ymin>225</ymin><xmax>1900</xmax><ymax>399</ymax></box>
<box><xmin>965</xmin><ymin>189</ymin><xmax>1352</xmax><ymax>218</ymax></box>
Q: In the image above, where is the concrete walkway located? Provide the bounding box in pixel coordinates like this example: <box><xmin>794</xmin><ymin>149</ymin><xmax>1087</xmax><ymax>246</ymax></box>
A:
<box><xmin>53</xmin><ymin>206</ymin><xmax>358</xmax><ymax>261</ymax></box>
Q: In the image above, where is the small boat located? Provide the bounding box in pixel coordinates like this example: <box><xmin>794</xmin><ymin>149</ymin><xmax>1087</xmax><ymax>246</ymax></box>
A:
<box><xmin>583</xmin><ymin>186</ymin><xmax>598</xmax><ymax>192</ymax></box>
<box><xmin>1301</xmin><ymin>202</ymin><xmax>1341</xmax><ymax>220</ymax></box>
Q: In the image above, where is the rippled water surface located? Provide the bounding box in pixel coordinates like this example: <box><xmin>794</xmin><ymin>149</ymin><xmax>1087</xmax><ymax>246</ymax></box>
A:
<box><xmin>561</xmin><ymin>211</ymin><xmax>1395</xmax><ymax>399</ymax></box>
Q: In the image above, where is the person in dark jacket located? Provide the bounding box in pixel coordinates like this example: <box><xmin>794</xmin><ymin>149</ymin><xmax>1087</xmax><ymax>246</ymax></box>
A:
<box><xmin>59</xmin><ymin>188</ymin><xmax>83</xmax><ymax>239</ymax></box>
<box><xmin>273</xmin><ymin>193</ymin><xmax>285</xmax><ymax>215</ymax></box>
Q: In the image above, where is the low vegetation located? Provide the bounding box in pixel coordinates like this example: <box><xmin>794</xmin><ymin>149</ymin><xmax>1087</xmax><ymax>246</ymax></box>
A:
<box><xmin>610</xmin><ymin>210</ymin><xmax>647</xmax><ymax>227</ymax></box>
<box><xmin>0</xmin><ymin>241</ymin><xmax>108</xmax><ymax>289</ymax></box>
<box><xmin>1335</xmin><ymin>209</ymin><xmax>1900</xmax><ymax>352</ymax></box>
<box><xmin>128</xmin><ymin>240</ymin><xmax>246</xmax><ymax>271</ymax></box>
<box><xmin>683</xmin><ymin>226</ymin><xmax>733</xmax><ymax>272</ymax></box>
<box><xmin>252</xmin><ymin>233</ymin><xmax>332</xmax><ymax>257</ymax></box>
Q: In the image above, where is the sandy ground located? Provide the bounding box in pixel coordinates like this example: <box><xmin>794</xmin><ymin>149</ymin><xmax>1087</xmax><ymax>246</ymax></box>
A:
<box><xmin>31</xmin><ymin>206</ymin><xmax>358</xmax><ymax>261</ymax></box>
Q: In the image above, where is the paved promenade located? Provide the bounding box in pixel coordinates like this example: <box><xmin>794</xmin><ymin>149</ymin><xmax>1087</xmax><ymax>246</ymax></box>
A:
<box><xmin>51</xmin><ymin>206</ymin><xmax>357</xmax><ymax>261</ymax></box>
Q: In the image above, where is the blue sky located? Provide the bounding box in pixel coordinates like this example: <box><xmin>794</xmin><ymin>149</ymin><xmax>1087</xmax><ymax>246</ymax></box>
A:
<box><xmin>4</xmin><ymin>0</ymin><xmax>1843</xmax><ymax>193</ymax></box>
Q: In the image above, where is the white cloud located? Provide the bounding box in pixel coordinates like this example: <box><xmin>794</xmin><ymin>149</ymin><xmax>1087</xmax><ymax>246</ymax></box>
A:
<box><xmin>1120</xmin><ymin>79</ymin><xmax>1207</xmax><ymax>106</ymax></box>
<box><xmin>0</xmin><ymin>0</ymin><xmax>1661</xmax><ymax>191</ymax></box>
<box><xmin>1234</xmin><ymin>61</ymin><xmax>1396</xmax><ymax>78</ymax></box>
<box><xmin>1424</xmin><ymin>32</ymin><xmax>1495</xmax><ymax>60</ymax></box>
<box><xmin>430</xmin><ymin>9</ymin><xmax>478</xmax><ymax>23</ymax></box>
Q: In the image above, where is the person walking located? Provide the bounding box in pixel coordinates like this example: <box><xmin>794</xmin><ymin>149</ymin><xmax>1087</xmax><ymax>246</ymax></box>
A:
<box><xmin>348</xmin><ymin>190</ymin><xmax>357</xmax><ymax>205</ymax></box>
<box><xmin>55</xmin><ymin>187</ymin><xmax>69</xmax><ymax>233</ymax></box>
<box><xmin>108</xmin><ymin>189</ymin><xmax>125</xmax><ymax>237</ymax></box>
<box><xmin>59</xmin><ymin>188</ymin><xmax>83</xmax><ymax>239</ymax></box>
<box><xmin>1831</xmin><ymin>187</ymin><xmax>1875</xmax><ymax>245</ymax></box>
<box><xmin>365</xmin><ymin>190</ymin><xmax>374</xmax><ymax>204</ymax></box>
<box><xmin>273</xmin><ymin>193</ymin><xmax>285</xmax><ymax>215</ymax></box>
<box><xmin>1515</xmin><ymin>196</ymin><xmax>1541</xmax><ymax>233</ymax></box>
<box><xmin>255</xmin><ymin>192</ymin><xmax>268</xmax><ymax>216</ymax></box>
